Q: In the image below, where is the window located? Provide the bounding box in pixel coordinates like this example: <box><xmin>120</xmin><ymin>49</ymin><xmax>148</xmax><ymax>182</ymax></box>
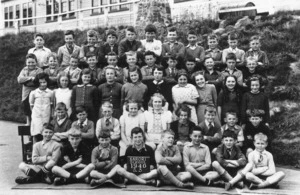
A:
<box><xmin>101</xmin><ymin>0</ymin><xmax>108</xmax><ymax>13</ymax></box>
<box><xmin>23</xmin><ymin>3</ymin><xmax>27</xmax><ymax>25</ymax></box>
<box><xmin>4</xmin><ymin>7</ymin><xmax>8</xmax><ymax>28</ymax></box>
<box><xmin>69</xmin><ymin>0</ymin><xmax>75</xmax><ymax>17</ymax></box>
<box><xmin>46</xmin><ymin>0</ymin><xmax>52</xmax><ymax>21</ymax></box>
<box><xmin>22</xmin><ymin>2</ymin><xmax>33</xmax><ymax>25</ymax></box>
<box><xmin>9</xmin><ymin>6</ymin><xmax>13</xmax><ymax>27</ymax></box>
<box><xmin>120</xmin><ymin>0</ymin><xmax>129</xmax><ymax>10</ymax></box>
<box><xmin>16</xmin><ymin>5</ymin><xmax>20</xmax><ymax>19</ymax></box>
<box><xmin>110</xmin><ymin>0</ymin><xmax>119</xmax><ymax>12</ymax></box>
<box><xmin>92</xmin><ymin>0</ymin><xmax>100</xmax><ymax>14</ymax></box>
<box><xmin>28</xmin><ymin>3</ymin><xmax>33</xmax><ymax>24</ymax></box>
<box><xmin>61</xmin><ymin>0</ymin><xmax>68</xmax><ymax>18</ymax></box>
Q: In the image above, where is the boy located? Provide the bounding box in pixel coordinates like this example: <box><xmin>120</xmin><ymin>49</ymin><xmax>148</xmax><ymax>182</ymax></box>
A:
<box><xmin>220</xmin><ymin>112</ymin><xmax>244</xmax><ymax>148</ymax></box>
<box><xmin>205</xmin><ymin>34</ymin><xmax>224</xmax><ymax>71</ymax></box>
<box><xmin>86</xmin><ymin>53</ymin><xmax>102</xmax><ymax>86</ymax></box>
<box><xmin>212</xmin><ymin>130</ymin><xmax>246</xmax><ymax>187</ymax></box>
<box><xmin>71</xmin><ymin>106</ymin><xmax>95</xmax><ymax>150</ymax></box>
<box><xmin>28</xmin><ymin>33</ymin><xmax>51</xmax><ymax>69</ymax></box>
<box><xmin>89</xmin><ymin>130</ymin><xmax>119</xmax><ymax>186</ymax></box>
<box><xmin>15</xmin><ymin>123</ymin><xmax>61</xmax><ymax>184</ymax></box>
<box><xmin>118</xmin><ymin>26</ymin><xmax>143</xmax><ymax>66</ymax></box>
<box><xmin>184</xmin><ymin>128</ymin><xmax>219</xmax><ymax>186</ymax></box>
<box><xmin>94</xmin><ymin>127</ymin><xmax>157</xmax><ymax>185</ymax></box>
<box><xmin>141</xmin><ymin>51</ymin><xmax>157</xmax><ymax>81</ymax></box>
<box><xmin>57</xmin><ymin>30</ymin><xmax>81</xmax><ymax>69</ymax></box>
<box><xmin>123</xmin><ymin>51</ymin><xmax>139</xmax><ymax>81</ymax></box>
<box><xmin>244</xmin><ymin>35</ymin><xmax>269</xmax><ymax>72</ymax></box>
<box><xmin>141</xmin><ymin>24</ymin><xmax>162</xmax><ymax>57</ymax></box>
<box><xmin>184</xmin><ymin>30</ymin><xmax>205</xmax><ymax>66</ymax></box>
<box><xmin>52</xmin><ymin>128</ymin><xmax>95</xmax><ymax>185</ymax></box>
<box><xmin>222</xmin><ymin>32</ymin><xmax>245</xmax><ymax>69</ymax></box>
<box><xmin>198</xmin><ymin>105</ymin><xmax>222</xmax><ymax>151</ymax></box>
<box><xmin>225</xmin><ymin>133</ymin><xmax>285</xmax><ymax>190</ymax></box>
<box><xmin>50</xmin><ymin>102</ymin><xmax>72</xmax><ymax>145</ymax></box>
<box><xmin>144</xmin><ymin>65</ymin><xmax>174</xmax><ymax>111</ymax></box>
<box><xmin>99</xmin><ymin>29</ymin><xmax>119</xmax><ymax>67</ymax></box>
<box><xmin>155</xmin><ymin>130</ymin><xmax>194</xmax><ymax>189</ymax></box>
<box><xmin>203</xmin><ymin>57</ymin><xmax>223</xmax><ymax>93</ymax></box>
<box><xmin>79</xmin><ymin>30</ymin><xmax>100</xmax><ymax>62</ymax></box>
<box><xmin>185</xmin><ymin>58</ymin><xmax>198</xmax><ymax>81</ymax></box>
<box><xmin>243</xmin><ymin>109</ymin><xmax>272</xmax><ymax>156</ymax></box>
<box><xmin>221</xmin><ymin>53</ymin><xmax>243</xmax><ymax>87</ymax></box>
<box><xmin>96</xmin><ymin>102</ymin><xmax>120</xmax><ymax>147</ymax></box>
<box><xmin>64</xmin><ymin>55</ymin><xmax>82</xmax><ymax>85</ymax></box>
<box><xmin>161</xmin><ymin>27</ymin><xmax>185</xmax><ymax>59</ymax></box>
<box><xmin>164</xmin><ymin>54</ymin><xmax>179</xmax><ymax>84</ymax></box>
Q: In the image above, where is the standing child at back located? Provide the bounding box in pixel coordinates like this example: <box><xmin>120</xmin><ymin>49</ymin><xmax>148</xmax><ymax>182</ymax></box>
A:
<box><xmin>221</xmin><ymin>53</ymin><xmax>243</xmax><ymax>87</ymax></box>
<box><xmin>44</xmin><ymin>52</ymin><xmax>60</xmax><ymax>89</ymax></box>
<box><xmin>86</xmin><ymin>53</ymin><xmax>102</xmax><ymax>86</ymax></box>
<box><xmin>17</xmin><ymin>53</ymin><xmax>43</xmax><ymax>125</ymax></box>
<box><xmin>57</xmin><ymin>30</ymin><xmax>80</xmax><ymax>70</ymax></box>
<box><xmin>141</xmin><ymin>24</ymin><xmax>162</xmax><ymax>58</ymax></box>
<box><xmin>161</xmin><ymin>27</ymin><xmax>185</xmax><ymax>59</ymax></box>
<box><xmin>64</xmin><ymin>55</ymin><xmax>82</xmax><ymax>86</ymax></box>
<box><xmin>205</xmin><ymin>34</ymin><xmax>224</xmax><ymax>71</ymax></box>
<box><xmin>141</xmin><ymin>51</ymin><xmax>157</xmax><ymax>81</ymax></box>
<box><xmin>184</xmin><ymin>30</ymin><xmax>205</xmax><ymax>69</ymax></box>
<box><xmin>165</xmin><ymin>54</ymin><xmax>180</xmax><ymax>84</ymax></box>
<box><xmin>222</xmin><ymin>32</ymin><xmax>245</xmax><ymax>70</ymax></box>
<box><xmin>27</xmin><ymin>33</ymin><xmax>51</xmax><ymax>69</ymax></box>
<box><xmin>79</xmin><ymin>30</ymin><xmax>100</xmax><ymax>62</ymax></box>
<box><xmin>203</xmin><ymin>57</ymin><xmax>223</xmax><ymax>94</ymax></box>
<box><xmin>99</xmin><ymin>29</ymin><xmax>119</xmax><ymax>67</ymax></box>
<box><xmin>30</xmin><ymin>73</ymin><xmax>54</xmax><ymax>143</ymax></box>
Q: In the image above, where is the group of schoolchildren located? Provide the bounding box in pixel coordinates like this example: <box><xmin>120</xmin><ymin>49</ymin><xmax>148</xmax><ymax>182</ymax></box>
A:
<box><xmin>15</xmin><ymin>23</ymin><xmax>285</xmax><ymax>191</ymax></box>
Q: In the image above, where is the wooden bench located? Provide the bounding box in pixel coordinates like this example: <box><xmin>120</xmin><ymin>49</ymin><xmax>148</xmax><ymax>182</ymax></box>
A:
<box><xmin>18</xmin><ymin>126</ymin><xmax>32</xmax><ymax>163</ymax></box>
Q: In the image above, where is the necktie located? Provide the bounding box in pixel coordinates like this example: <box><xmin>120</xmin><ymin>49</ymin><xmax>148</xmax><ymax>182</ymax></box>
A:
<box><xmin>171</xmin><ymin>68</ymin><xmax>175</xmax><ymax>77</ymax></box>
<box><xmin>68</xmin><ymin>45</ymin><xmax>74</xmax><ymax>54</ymax></box>
<box><xmin>208</xmin><ymin>123</ymin><xmax>213</xmax><ymax>130</ymax></box>
<box><xmin>106</xmin><ymin>118</ymin><xmax>110</xmax><ymax>126</ymax></box>
<box><xmin>79</xmin><ymin>122</ymin><xmax>84</xmax><ymax>129</ymax></box>
<box><xmin>258</xmin><ymin>152</ymin><xmax>263</xmax><ymax>163</ymax></box>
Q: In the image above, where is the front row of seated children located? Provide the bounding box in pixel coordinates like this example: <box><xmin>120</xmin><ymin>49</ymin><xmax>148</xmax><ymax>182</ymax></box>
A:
<box><xmin>15</xmin><ymin>121</ymin><xmax>285</xmax><ymax>191</ymax></box>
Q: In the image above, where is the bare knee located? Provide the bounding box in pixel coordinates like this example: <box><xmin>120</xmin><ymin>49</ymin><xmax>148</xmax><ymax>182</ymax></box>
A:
<box><xmin>116</xmin><ymin>166</ymin><xmax>125</xmax><ymax>175</ymax></box>
<box><xmin>86</xmin><ymin>163</ymin><xmax>95</xmax><ymax>171</ymax></box>
<box><xmin>90</xmin><ymin>170</ymin><xmax>98</xmax><ymax>177</ymax></box>
<box><xmin>185</xmin><ymin>164</ymin><xmax>194</xmax><ymax>172</ymax></box>
<box><xmin>212</xmin><ymin>161</ymin><xmax>220</xmax><ymax>169</ymax></box>
<box><xmin>245</xmin><ymin>172</ymin><xmax>255</xmax><ymax>180</ymax></box>
<box><xmin>51</xmin><ymin>166</ymin><xmax>59</xmax><ymax>174</ymax></box>
<box><xmin>157</xmin><ymin>165</ymin><xmax>168</xmax><ymax>174</ymax></box>
<box><xmin>18</xmin><ymin>162</ymin><xmax>26</xmax><ymax>170</ymax></box>
<box><xmin>277</xmin><ymin>171</ymin><xmax>285</xmax><ymax>179</ymax></box>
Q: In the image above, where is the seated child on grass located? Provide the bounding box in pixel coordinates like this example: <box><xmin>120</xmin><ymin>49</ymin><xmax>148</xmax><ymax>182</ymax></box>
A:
<box><xmin>52</xmin><ymin>128</ymin><xmax>95</xmax><ymax>185</ymax></box>
<box><xmin>96</xmin><ymin>127</ymin><xmax>158</xmax><ymax>186</ymax></box>
<box><xmin>96</xmin><ymin>102</ymin><xmax>120</xmax><ymax>148</ymax></box>
<box><xmin>183</xmin><ymin>128</ymin><xmax>219</xmax><ymax>186</ymax></box>
<box><xmin>224</xmin><ymin>133</ymin><xmax>285</xmax><ymax>190</ymax></box>
<box><xmin>155</xmin><ymin>130</ymin><xmax>194</xmax><ymax>189</ymax></box>
<box><xmin>15</xmin><ymin>123</ymin><xmax>61</xmax><ymax>184</ymax></box>
<box><xmin>89</xmin><ymin>131</ymin><xmax>118</xmax><ymax>186</ymax></box>
<box><xmin>212</xmin><ymin>130</ymin><xmax>246</xmax><ymax>188</ymax></box>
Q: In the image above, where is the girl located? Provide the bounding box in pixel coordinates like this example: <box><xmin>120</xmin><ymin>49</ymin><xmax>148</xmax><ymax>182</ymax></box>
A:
<box><xmin>241</xmin><ymin>76</ymin><xmax>270</xmax><ymax>128</ymax></box>
<box><xmin>29</xmin><ymin>73</ymin><xmax>54</xmax><ymax>143</ymax></box>
<box><xmin>17</xmin><ymin>53</ymin><xmax>43</xmax><ymax>125</ymax></box>
<box><xmin>54</xmin><ymin>73</ymin><xmax>72</xmax><ymax>117</ymax></box>
<box><xmin>98</xmin><ymin>65</ymin><xmax>123</xmax><ymax>119</ymax></box>
<box><xmin>193</xmin><ymin>71</ymin><xmax>219</xmax><ymax>125</ymax></box>
<box><xmin>144</xmin><ymin>93</ymin><xmax>172</xmax><ymax>148</ymax></box>
<box><xmin>172</xmin><ymin>70</ymin><xmax>199</xmax><ymax>124</ymax></box>
<box><xmin>217</xmin><ymin>75</ymin><xmax>242</xmax><ymax>125</ymax></box>
<box><xmin>44</xmin><ymin>52</ymin><xmax>60</xmax><ymax>89</ymax></box>
<box><xmin>203</xmin><ymin>57</ymin><xmax>223</xmax><ymax>94</ymax></box>
<box><xmin>170</xmin><ymin>104</ymin><xmax>196</xmax><ymax>151</ymax></box>
<box><xmin>71</xmin><ymin>68</ymin><xmax>99</xmax><ymax>122</ymax></box>
<box><xmin>121</xmin><ymin>66</ymin><xmax>147</xmax><ymax>110</ymax></box>
<box><xmin>119</xmin><ymin>100</ymin><xmax>146</xmax><ymax>157</ymax></box>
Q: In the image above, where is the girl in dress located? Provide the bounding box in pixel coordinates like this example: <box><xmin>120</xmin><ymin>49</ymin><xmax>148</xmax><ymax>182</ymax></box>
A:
<box><xmin>217</xmin><ymin>75</ymin><xmax>242</xmax><ymax>125</ymax></box>
<box><xmin>172</xmin><ymin>70</ymin><xmax>199</xmax><ymax>124</ymax></box>
<box><xmin>193</xmin><ymin>71</ymin><xmax>219</xmax><ymax>125</ymax></box>
<box><xmin>29</xmin><ymin>72</ymin><xmax>54</xmax><ymax>143</ymax></box>
<box><xmin>54</xmin><ymin>73</ymin><xmax>72</xmax><ymax>117</ymax></box>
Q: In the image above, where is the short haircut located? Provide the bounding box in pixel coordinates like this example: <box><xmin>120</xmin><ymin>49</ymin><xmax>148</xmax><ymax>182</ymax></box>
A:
<box><xmin>131</xmin><ymin>127</ymin><xmax>145</xmax><ymax>139</ymax></box>
<box><xmin>166</xmin><ymin>54</ymin><xmax>177</xmax><ymax>61</ymax></box>
<box><xmin>225</xmin><ymin>111</ymin><xmax>237</xmax><ymax>118</ymax></box>
<box><xmin>87</xmin><ymin>29</ymin><xmax>98</xmax><ymax>38</ymax></box>
<box><xmin>187</xmin><ymin>30</ymin><xmax>197</xmax><ymax>36</ymax></box>
<box><xmin>191</xmin><ymin>70</ymin><xmax>205</xmax><ymax>82</ymax></box>
<box><xmin>145</xmin><ymin>24</ymin><xmax>157</xmax><ymax>33</ymax></box>
<box><xmin>222</xmin><ymin>130</ymin><xmax>237</xmax><ymax>139</ymax></box>
<box><xmin>204</xmin><ymin>105</ymin><xmax>217</xmax><ymax>114</ymax></box>
<box><xmin>246</xmin><ymin>56</ymin><xmax>258</xmax><ymax>64</ymax></box>
<box><xmin>148</xmin><ymin>93</ymin><xmax>166</xmax><ymax>107</ymax></box>
<box><xmin>47</xmin><ymin>52</ymin><xmax>58</xmax><ymax>63</ymax></box>
<box><xmin>204</xmin><ymin>56</ymin><xmax>214</xmax><ymax>63</ymax></box>
<box><xmin>107</xmin><ymin>52</ymin><xmax>118</xmax><ymax>58</ymax></box>
<box><xmin>144</xmin><ymin>50</ymin><xmax>157</xmax><ymax>58</ymax></box>
<box><xmin>208</xmin><ymin>33</ymin><xmax>218</xmax><ymax>40</ymax></box>
<box><xmin>190</xmin><ymin>126</ymin><xmax>204</xmax><ymax>135</ymax></box>
<box><xmin>65</xmin><ymin>30</ymin><xmax>75</xmax><ymax>38</ymax></box>
<box><xmin>34</xmin><ymin>33</ymin><xmax>44</xmax><ymax>39</ymax></box>
<box><xmin>254</xmin><ymin>132</ymin><xmax>268</xmax><ymax>142</ymax></box>
<box><xmin>246</xmin><ymin>109</ymin><xmax>265</xmax><ymax>118</ymax></box>
<box><xmin>106</xmin><ymin>29</ymin><xmax>118</xmax><ymax>38</ymax></box>
<box><xmin>250</xmin><ymin>35</ymin><xmax>260</xmax><ymax>42</ymax></box>
<box><xmin>186</xmin><ymin>57</ymin><xmax>196</xmax><ymax>63</ymax></box>
<box><xmin>175</xmin><ymin>104</ymin><xmax>191</xmax><ymax>118</ymax></box>
<box><xmin>68</xmin><ymin>128</ymin><xmax>82</xmax><ymax>138</ymax></box>
<box><xmin>101</xmin><ymin>101</ymin><xmax>113</xmax><ymax>110</ymax></box>
<box><xmin>125</xmin><ymin>99</ymin><xmax>141</xmax><ymax>112</ymax></box>
<box><xmin>57</xmin><ymin>72</ymin><xmax>71</xmax><ymax>88</ymax></box>
<box><xmin>75</xmin><ymin>106</ymin><xmax>87</xmax><ymax>114</ymax></box>
<box><xmin>152</xmin><ymin>65</ymin><xmax>166</xmax><ymax>76</ymax></box>
<box><xmin>126</xmin><ymin>26</ymin><xmax>136</xmax><ymax>34</ymax></box>
<box><xmin>228</xmin><ymin>32</ymin><xmax>239</xmax><ymax>40</ymax></box>
<box><xmin>42</xmin><ymin>123</ymin><xmax>54</xmax><ymax>132</ymax></box>
<box><xmin>162</xmin><ymin>129</ymin><xmax>175</xmax><ymax>138</ymax></box>
<box><xmin>26</xmin><ymin>53</ymin><xmax>38</xmax><ymax>63</ymax></box>
<box><xmin>103</xmin><ymin>65</ymin><xmax>117</xmax><ymax>75</ymax></box>
<box><xmin>175</xmin><ymin>69</ymin><xmax>188</xmax><ymax>81</ymax></box>
<box><xmin>55</xmin><ymin>102</ymin><xmax>67</xmax><ymax>111</ymax></box>
<box><xmin>70</xmin><ymin>53</ymin><xmax>79</xmax><ymax>61</ymax></box>
<box><xmin>86</xmin><ymin>52</ymin><xmax>97</xmax><ymax>60</ymax></box>
<box><xmin>168</xmin><ymin>26</ymin><xmax>177</xmax><ymax>33</ymax></box>
<box><xmin>98</xmin><ymin>130</ymin><xmax>111</xmax><ymax>139</ymax></box>
<box><xmin>34</xmin><ymin>72</ymin><xmax>50</xmax><ymax>86</ymax></box>
<box><xmin>226</xmin><ymin>53</ymin><xmax>237</xmax><ymax>61</ymax></box>
<box><xmin>127</xmin><ymin>66</ymin><xmax>142</xmax><ymax>83</ymax></box>
<box><xmin>125</xmin><ymin>51</ymin><xmax>137</xmax><ymax>60</ymax></box>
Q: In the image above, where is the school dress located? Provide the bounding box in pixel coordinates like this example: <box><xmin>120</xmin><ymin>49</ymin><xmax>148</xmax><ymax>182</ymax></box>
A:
<box><xmin>29</xmin><ymin>88</ymin><xmax>54</xmax><ymax>136</ymax></box>
<box><xmin>196</xmin><ymin>84</ymin><xmax>219</xmax><ymax>125</ymax></box>
<box><xmin>54</xmin><ymin>88</ymin><xmax>72</xmax><ymax>117</ymax></box>
<box><xmin>172</xmin><ymin>83</ymin><xmax>199</xmax><ymax>124</ymax></box>
<box><xmin>119</xmin><ymin>113</ymin><xmax>146</xmax><ymax>156</ymax></box>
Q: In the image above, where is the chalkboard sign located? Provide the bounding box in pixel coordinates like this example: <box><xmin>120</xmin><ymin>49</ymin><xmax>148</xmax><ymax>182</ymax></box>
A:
<box><xmin>127</xmin><ymin>156</ymin><xmax>150</xmax><ymax>174</ymax></box>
